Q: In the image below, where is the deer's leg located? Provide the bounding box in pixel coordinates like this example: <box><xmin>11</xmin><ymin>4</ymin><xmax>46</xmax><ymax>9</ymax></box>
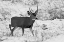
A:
<box><xmin>30</xmin><ymin>27</ymin><xmax>34</xmax><ymax>36</ymax></box>
<box><xmin>11</xmin><ymin>27</ymin><xmax>16</xmax><ymax>36</ymax></box>
<box><xmin>9</xmin><ymin>24</ymin><xmax>12</xmax><ymax>31</ymax></box>
<box><xmin>22</xmin><ymin>28</ymin><xmax>24</xmax><ymax>36</ymax></box>
<box><xmin>9</xmin><ymin>24</ymin><xmax>12</xmax><ymax>36</ymax></box>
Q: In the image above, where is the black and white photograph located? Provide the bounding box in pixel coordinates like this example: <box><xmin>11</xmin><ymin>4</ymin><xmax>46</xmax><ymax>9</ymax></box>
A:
<box><xmin>0</xmin><ymin>0</ymin><xmax>64</xmax><ymax>42</ymax></box>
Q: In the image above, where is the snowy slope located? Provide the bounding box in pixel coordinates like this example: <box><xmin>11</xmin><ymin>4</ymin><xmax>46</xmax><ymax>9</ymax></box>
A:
<box><xmin>0</xmin><ymin>0</ymin><xmax>64</xmax><ymax>42</ymax></box>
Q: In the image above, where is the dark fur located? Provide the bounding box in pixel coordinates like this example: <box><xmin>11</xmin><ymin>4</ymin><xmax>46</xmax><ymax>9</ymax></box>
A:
<box><xmin>9</xmin><ymin>11</ymin><xmax>38</xmax><ymax>36</ymax></box>
<box><xmin>9</xmin><ymin>17</ymin><xmax>35</xmax><ymax>36</ymax></box>
<box><xmin>9</xmin><ymin>6</ymin><xmax>38</xmax><ymax>36</ymax></box>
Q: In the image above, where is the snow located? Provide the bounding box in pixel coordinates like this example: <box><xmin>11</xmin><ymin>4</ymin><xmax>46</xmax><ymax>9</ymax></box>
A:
<box><xmin>32</xmin><ymin>19</ymin><xmax>64</xmax><ymax>41</ymax></box>
<box><xmin>0</xmin><ymin>0</ymin><xmax>64</xmax><ymax>42</ymax></box>
<box><xmin>44</xmin><ymin>34</ymin><xmax>64</xmax><ymax>42</ymax></box>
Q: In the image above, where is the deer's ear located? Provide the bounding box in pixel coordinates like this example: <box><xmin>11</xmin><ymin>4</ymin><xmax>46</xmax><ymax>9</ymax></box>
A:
<box><xmin>27</xmin><ymin>11</ymin><xmax>32</xmax><ymax>15</ymax></box>
<box><xmin>35</xmin><ymin>10</ymin><xmax>38</xmax><ymax>15</ymax></box>
<box><xmin>27</xmin><ymin>11</ymin><xmax>30</xmax><ymax>15</ymax></box>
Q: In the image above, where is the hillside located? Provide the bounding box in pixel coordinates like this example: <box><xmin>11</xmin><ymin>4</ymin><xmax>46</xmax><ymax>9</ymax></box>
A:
<box><xmin>0</xmin><ymin>0</ymin><xmax>64</xmax><ymax>42</ymax></box>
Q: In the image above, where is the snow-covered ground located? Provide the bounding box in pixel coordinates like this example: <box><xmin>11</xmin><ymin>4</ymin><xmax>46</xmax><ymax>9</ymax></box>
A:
<box><xmin>0</xmin><ymin>0</ymin><xmax>64</xmax><ymax>42</ymax></box>
<box><xmin>43</xmin><ymin>34</ymin><xmax>64</xmax><ymax>42</ymax></box>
